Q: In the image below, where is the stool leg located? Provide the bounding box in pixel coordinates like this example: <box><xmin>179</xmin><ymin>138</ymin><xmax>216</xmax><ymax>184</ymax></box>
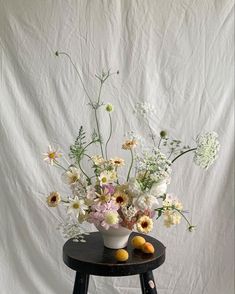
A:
<box><xmin>73</xmin><ymin>272</ymin><xmax>89</xmax><ymax>294</ymax></box>
<box><xmin>139</xmin><ymin>271</ymin><xmax>157</xmax><ymax>294</ymax></box>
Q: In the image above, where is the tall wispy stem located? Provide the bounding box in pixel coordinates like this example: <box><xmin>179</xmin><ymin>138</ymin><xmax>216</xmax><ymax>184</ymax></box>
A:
<box><xmin>147</xmin><ymin>123</ymin><xmax>156</xmax><ymax>147</ymax></box>
<box><xmin>105</xmin><ymin>113</ymin><xmax>112</xmax><ymax>159</ymax></box>
<box><xmin>94</xmin><ymin>107</ymin><xmax>104</xmax><ymax>157</ymax></box>
<box><xmin>56</xmin><ymin>51</ymin><xmax>118</xmax><ymax>159</ymax></box>
<box><xmin>55</xmin><ymin>51</ymin><xmax>93</xmax><ymax>104</ymax></box>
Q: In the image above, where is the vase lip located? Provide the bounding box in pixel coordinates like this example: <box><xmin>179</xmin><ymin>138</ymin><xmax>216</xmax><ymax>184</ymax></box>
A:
<box><xmin>95</xmin><ymin>224</ymin><xmax>132</xmax><ymax>233</ymax></box>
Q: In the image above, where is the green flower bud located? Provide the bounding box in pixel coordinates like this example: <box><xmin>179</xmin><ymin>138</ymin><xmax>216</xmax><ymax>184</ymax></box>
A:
<box><xmin>188</xmin><ymin>225</ymin><xmax>196</xmax><ymax>232</ymax></box>
<box><xmin>105</xmin><ymin>103</ymin><xmax>114</xmax><ymax>112</ymax></box>
<box><xmin>160</xmin><ymin>130</ymin><xmax>168</xmax><ymax>139</ymax></box>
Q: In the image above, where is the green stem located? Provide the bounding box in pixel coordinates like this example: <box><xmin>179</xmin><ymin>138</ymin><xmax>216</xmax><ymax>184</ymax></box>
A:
<box><xmin>78</xmin><ymin>162</ymin><xmax>91</xmax><ymax>185</ymax></box>
<box><xmin>94</xmin><ymin>108</ymin><xmax>104</xmax><ymax>157</ymax></box>
<box><xmin>175</xmin><ymin>208</ymin><xmax>192</xmax><ymax>227</ymax></box>
<box><xmin>97</xmin><ymin>80</ymin><xmax>104</xmax><ymax>105</ymax></box>
<box><xmin>147</xmin><ymin>124</ymin><xmax>156</xmax><ymax>147</ymax></box>
<box><xmin>171</xmin><ymin>148</ymin><xmax>197</xmax><ymax>164</ymax></box>
<box><xmin>127</xmin><ymin>149</ymin><xmax>134</xmax><ymax>182</ymax></box>
<box><xmin>105</xmin><ymin>113</ymin><xmax>112</xmax><ymax>159</ymax></box>
<box><xmin>80</xmin><ymin>140</ymin><xmax>98</xmax><ymax>159</ymax></box>
<box><xmin>167</xmin><ymin>150</ymin><xmax>174</xmax><ymax>160</ymax></box>
<box><xmin>56</xmin><ymin>52</ymin><xmax>93</xmax><ymax>104</ymax></box>
<box><xmin>54</xmin><ymin>161</ymin><xmax>67</xmax><ymax>171</ymax></box>
<box><xmin>158</xmin><ymin>138</ymin><xmax>162</xmax><ymax>149</ymax></box>
<box><xmin>83</xmin><ymin>153</ymin><xmax>92</xmax><ymax>160</ymax></box>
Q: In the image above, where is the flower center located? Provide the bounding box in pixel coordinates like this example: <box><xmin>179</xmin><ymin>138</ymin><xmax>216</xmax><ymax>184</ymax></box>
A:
<box><xmin>73</xmin><ymin>203</ymin><xmax>80</xmax><ymax>209</ymax></box>
<box><xmin>141</xmin><ymin>221</ymin><xmax>149</xmax><ymax>228</ymax></box>
<box><xmin>101</xmin><ymin>177</ymin><xmax>107</xmax><ymax>183</ymax></box>
<box><xmin>49</xmin><ymin>152</ymin><xmax>56</xmax><ymax>159</ymax></box>
<box><xmin>100</xmin><ymin>194</ymin><xmax>109</xmax><ymax>202</ymax></box>
<box><xmin>71</xmin><ymin>175</ymin><xmax>78</xmax><ymax>182</ymax></box>
<box><xmin>51</xmin><ymin>196</ymin><xmax>57</xmax><ymax>203</ymax></box>
<box><xmin>116</xmin><ymin>196</ymin><xmax>124</xmax><ymax>203</ymax></box>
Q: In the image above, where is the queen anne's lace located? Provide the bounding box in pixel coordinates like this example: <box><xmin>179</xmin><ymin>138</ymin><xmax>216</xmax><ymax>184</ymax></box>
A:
<box><xmin>194</xmin><ymin>132</ymin><xmax>220</xmax><ymax>169</ymax></box>
<box><xmin>134</xmin><ymin>102</ymin><xmax>156</xmax><ymax>118</ymax></box>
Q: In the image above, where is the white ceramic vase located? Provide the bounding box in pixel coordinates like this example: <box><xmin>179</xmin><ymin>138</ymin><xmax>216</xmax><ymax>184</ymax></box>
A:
<box><xmin>96</xmin><ymin>225</ymin><xmax>132</xmax><ymax>249</ymax></box>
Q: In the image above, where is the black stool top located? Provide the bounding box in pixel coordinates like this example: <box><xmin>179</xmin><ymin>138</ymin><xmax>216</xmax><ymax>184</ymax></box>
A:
<box><xmin>63</xmin><ymin>232</ymin><xmax>166</xmax><ymax>277</ymax></box>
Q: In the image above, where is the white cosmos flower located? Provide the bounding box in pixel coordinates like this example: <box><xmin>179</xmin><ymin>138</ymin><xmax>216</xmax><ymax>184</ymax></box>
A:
<box><xmin>66</xmin><ymin>196</ymin><xmax>88</xmax><ymax>218</ymax></box>
<box><xmin>194</xmin><ymin>132</ymin><xmax>220</xmax><ymax>169</ymax></box>
<box><xmin>133</xmin><ymin>193</ymin><xmax>159</xmax><ymax>210</ymax></box>
<box><xmin>62</xmin><ymin>166</ymin><xmax>80</xmax><ymax>185</ymax></box>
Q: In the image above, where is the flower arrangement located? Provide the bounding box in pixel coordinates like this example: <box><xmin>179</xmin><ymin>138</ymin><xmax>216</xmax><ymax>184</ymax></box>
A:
<box><xmin>42</xmin><ymin>52</ymin><xmax>220</xmax><ymax>241</ymax></box>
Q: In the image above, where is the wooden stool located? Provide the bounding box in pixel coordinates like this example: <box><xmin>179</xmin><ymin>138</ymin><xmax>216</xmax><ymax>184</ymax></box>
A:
<box><xmin>63</xmin><ymin>232</ymin><xmax>166</xmax><ymax>294</ymax></box>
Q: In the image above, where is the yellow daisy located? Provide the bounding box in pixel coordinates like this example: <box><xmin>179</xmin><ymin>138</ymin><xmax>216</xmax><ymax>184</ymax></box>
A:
<box><xmin>110</xmin><ymin>157</ymin><xmax>125</xmax><ymax>167</ymax></box>
<box><xmin>113</xmin><ymin>190</ymin><xmax>129</xmax><ymax>207</ymax></box>
<box><xmin>136</xmin><ymin>215</ymin><xmax>153</xmax><ymax>233</ymax></box>
<box><xmin>122</xmin><ymin>139</ymin><xmax>138</xmax><ymax>150</ymax></box>
<box><xmin>47</xmin><ymin>192</ymin><xmax>61</xmax><ymax>207</ymax></box>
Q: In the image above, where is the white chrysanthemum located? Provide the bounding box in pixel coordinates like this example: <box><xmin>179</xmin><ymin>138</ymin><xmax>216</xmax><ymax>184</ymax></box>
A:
<box><xmin>150</xmin><ymin>179</ymin><xmax>169</xmax><ymax>197</ymax></box>
<box><xmin>104</xmin><ymin>211</ymin><xmax>119</xmax><ymax>225</ymax></box>
<box><xmin>127</xmin><ymin>178</ymin><xmax>142</xmax><ymax>197</ymax></box>
<box><xmin>134</xmin><ymin>193</ymin><xmax>159</xmax><ymax>210</ymax></box>
<box><xmin>66</xmin><ymin>196</ymin><xmax>88</xmax><ymax>218</ymax></box>
<box><xmin>194</xmin><ymin>132</ymin><xmax>220</xmax><ymax>169</ymax></box>
<box><xmin>62</xmin><ymin>166</ymin><xmax>80</xmax><ymax>185</ymax></box>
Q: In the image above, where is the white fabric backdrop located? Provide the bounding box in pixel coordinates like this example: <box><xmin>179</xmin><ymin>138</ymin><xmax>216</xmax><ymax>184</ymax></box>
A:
<box><xmin>0</xmin><ymin>0</ymin><xmax>234</xmax><ymax>293</ymax></box>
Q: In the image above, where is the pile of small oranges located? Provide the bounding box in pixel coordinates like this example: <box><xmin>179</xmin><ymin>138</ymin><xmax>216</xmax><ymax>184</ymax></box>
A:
<box><xmin>114</xmin><ymin>235</ymin><xmax>155</xmax><ymax>262</ymax></box>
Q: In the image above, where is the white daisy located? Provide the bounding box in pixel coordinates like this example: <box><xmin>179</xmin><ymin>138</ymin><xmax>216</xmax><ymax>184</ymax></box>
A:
<box><xmin>99</xmin><ymin>171</ymin><xmax>116</xmax><ymax>185</ymax></box>
<box><xmin>43</xmin><ymin>145</ymin><xmax>62</xmax><ymax>165</ymax></box>
<box><xmin>66</xmin><ymin>196</ymin><xmax>88</xmax><ymax>218</ymax></box>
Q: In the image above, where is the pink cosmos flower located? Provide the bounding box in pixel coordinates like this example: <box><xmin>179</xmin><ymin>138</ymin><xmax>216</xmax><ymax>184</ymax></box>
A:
<box><xmin>101</xmin><ymin>184</ymin><xmax>115</xmax><ymax>195</ymax></box>
<box><xmin>88</xmin><ymin>200</ymin><xmax>120</xmax><ymax>229</ymax></box>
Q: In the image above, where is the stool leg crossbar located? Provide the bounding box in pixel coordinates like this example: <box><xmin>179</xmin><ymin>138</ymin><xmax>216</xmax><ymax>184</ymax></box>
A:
<box><xmin>72</xmin><ymin>271</ymin><xmax>158</xmax><ymax>294</ymax></box>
